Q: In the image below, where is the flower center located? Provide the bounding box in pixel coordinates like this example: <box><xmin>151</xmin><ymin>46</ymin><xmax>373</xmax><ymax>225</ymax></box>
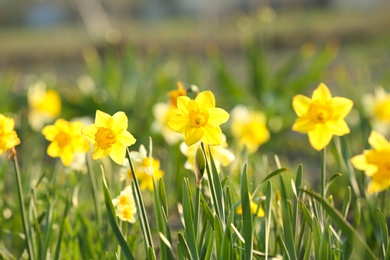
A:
<box><xmin>55</xmin><ymin>131</ymin><xmax>71</xmax><ymax>147</ymax></box>
<box><xmin>119</xmin><ymin>195</ymin><xmax>129</xmax><ymax>205</ymax></box>
<box><xmin>95</xmin><ymin>127</ymin><xmax>116</xmax><ymax>149</ymax></box>
<box><xmin>122</xmin><ymin>207</ymin><xmax>133</xmax><ymax>220</ymax></box>
<box><xmin>308</xmin><ymin>103</ymin><xmax>332</xmax><ymax>123</ymax></box>
<box><xmin>366</xmin><ymin>150</ymin><xmax>390</xmax><ymax>176</ymax></box>
<box><xmin>189</xmin><ymin>110</ymin><xmax>209</xmax><ymax>127</ymax></box>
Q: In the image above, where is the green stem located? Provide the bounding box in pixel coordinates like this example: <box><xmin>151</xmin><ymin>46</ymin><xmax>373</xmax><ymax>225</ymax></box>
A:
<box><xmin>13</xmin><ymin>153</ymin><xmax>35</xmax><ymax>260</ymax></box>
<box><xmin>86</xmin><ymin>156</ymin><xmax>102</xmax><ymax>232</ymax></box>
<box><xmin>320</xmin><ymin>147</ymin><xmax>326</xmax><ymax>198</ymax></box>
<box><xmin>194</xmin><ymin>185</ymin><xmax>201</xmax><ymax>242</ymax></box>
<box><xmin>126</xmin><ymin>148</ymin><xmax>155</xmax><ymax>257</ymax></box>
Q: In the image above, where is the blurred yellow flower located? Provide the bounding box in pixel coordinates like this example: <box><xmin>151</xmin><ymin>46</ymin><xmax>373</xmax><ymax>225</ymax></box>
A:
<box><xmin>42</xmin><ymin>119</ymin><xmax>90</xmax><ymax>166</ymax></box>
<box><xmin>292</xmin><ymin>83</ymin><xmax>353</xmax><ymax>151</ymax></box>
<box><xmin>152</xmin><ymin>103</ymin><xmax>183</xmax><ymax>145</ymax></box>
<box><xmin>168</xmin><ymin>81</ymin><xmax>187</xmax><ymax>107</ymax></box>
<box><xmin>0</xmin><ymin>114</ymin><xmax>20</xmax><ymax>155</ymax></box>
<box><xmin>180</xmin><ymin>134</ymin><xmax>235</xmax><ymax>173</ymax></box>
<box><xmin>351</xmin><ymin>131</ymin><xmax>390</xmax><ymax>194</ymax></box>
<box><xmin>236</xmin><ymin>194</ymin><xmax>265</xmax><ymax>217</ymax></box>
<box><xmin>112</xmin><ymin>185</ymin><xmax>137</xmax><ymax>223</ymax></box>
<box><xmin>123</xmin><ymin>145</ymin><xmax>164</xmax><ymax>191</ymax></box>
<box><xmin>82</xmin><ymin>110</ymin><xmax>136</xmax><ymax>165</ymax></box>
<box><xmin>230</xmin><ymin>105</ymin><xmax>270</xmax><ymax>154</ymax></box>
<box><xmin>28</xmin><ymin>80</ymin><xmax>61</xmax><ymax>131</ymax></box>
<box><xmin>167</xmin><ymin>90</ymin><xmax>230</xmax><ymax>146</ymax></box>
<box><xmin>362</xmin><ymin>87</ymin><xmax>390</xmax><ymax>136</ymax></box>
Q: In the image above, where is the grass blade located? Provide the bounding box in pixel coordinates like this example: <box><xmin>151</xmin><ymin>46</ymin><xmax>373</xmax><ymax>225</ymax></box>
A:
<box><xmin>101</xmin><ymin>173</ymin><xmax>134</xmax><ymax>260</ymax></box>
<box><xmin>301</xmin><ymin>188</ymin><xmax>376</xmax><ymax>259</ymax></box>
<box><xmin>240</xmin><ymin>164</ymin><xmax>253</xmax><ymax>260</ymax></box>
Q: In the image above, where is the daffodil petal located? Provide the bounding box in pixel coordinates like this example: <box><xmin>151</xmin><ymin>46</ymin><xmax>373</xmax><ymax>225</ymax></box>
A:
<box><xmin>117</xmin><ymin>130</ymin><xmax>136</xmax><ymax>147</ymax></box>
<box><xmin>292</xmin><ymin>95</ymin><xmax>311</xmax><ymax>117</ymax></box>
<box><xmin>176</xmin><ymin>96</ymin><xmax>192</xmax><ymax>115</ymax></box>
<box><xmin>308</xmin><ymin>126</ymin><xmax>333</xmax><ymax>151</ymax></box>
<box><xmin>42</xmin><ymin>125</ymin><xmax>58</xmax><ymax>140</ymax></box>
<box><xmin>47</xmin><ymin>142</ymin><xmax>60</xmax><ymax>157</ymax></box>
<box><xmin>331</xmin><ymin>97</ymin><xmax>353</xmax><ymax>118</ymax></box>
<box><xmin>367</xmin><ymin>180</ymin><xmax>389</xmax><ymax>194</ymax></box>
<box><xmin>110</xmin><ymin>144</ymin><xmax>126</xmax><ymax>165</ymax></box>
<box><xmin>325</xmin><ymin>120</ymin><xmax>350</xmax><ymax>135</ymax></box>
<box><xmin>60</xmin><ymin>146</ymin><xmax>74</xmax><ymax>166</ymax></box>
<box><xmin>202</xmin><ymin>125</ymin><xmax>222</xmax><ymax>145</ymax></box>
<box><xmin>184</xmin><ymin>127</ymin><xmax>204</xmax><ymax>146</ymax></box>
<box><xmin>95</xmin><ymin>110</ymin><xmax>111</xmax><ymax>127</ymax></box>
<box><xmin>111</xmin><ymin>111</ymin><xmax>128</xmax><ymax>133</ymax></box>
<box><xmin>196</xmin><ymin>91</ymin><xmax>215</xmax><ymax>109</ymax></box>
<box><xmin>92</xmin><ymin>146</ymin><xmax>106</xmax><ymax>160</ymax></box>
<box><xmin>82</xmin><ymin>125</ymin><xmax>98</xmax><ymax>144</ymax></box>
<box><xmin>292</xmin><ymin>117</ymin><xmax>316</xmax><ymax>133</ymax></box>
<box><xmin>312</xmin><ymin>83</ymin><xmax>332</xmax><ymax>101</ymax></box>
<box><xmin>368</xmin><ymin>131</ymin><xmax>389</xmax><ymax>151</ymax></box>
<box><xmin>167</xmin><ymin>115</ymin><xmax>189</xmax><ymax>132</ymax></box>
<box><xmin>208</xmin><ymin>108</ymin><xmax>230</xmax><ymax>126</ymax></box>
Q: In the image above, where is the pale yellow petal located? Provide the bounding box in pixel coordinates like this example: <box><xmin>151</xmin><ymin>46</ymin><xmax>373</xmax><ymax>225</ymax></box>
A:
<box><xmin>292</xmin><ymin>95</ymin><xmax>311</xmax><ymax>117</ymax></box>
<box><xmin>331</xmin><ymin>97</ymin><xmax>353</xmax><ymax>119</ymax></box>
<box><xmin>184</xmin><ymin>127</ymin><xmax>204</xmax><ymax>146</ymax></box>
<box><xmin>167</xmin><ymin>115</ymin><xmax>189</xmax><ymax>132</ymax></box>
<box><xmin>202</xmin><ymin>125</ymin><xmax>222</xmax><ymax>145</ymax></box>
<box><xmin>308</xmin><ymin>126</ymin><xmax>333</xmax><ymax>151</ymax></box>
<box><xmin>207</xmin><ymin>108</ymin><xmax>230</xmax><ymax>127</ymax></box>
<box><xmin>82</xmin><ymin>125</ymin><xmax>98</xmax><ymax>144</ymax></box>
<box><xmin>112</xmin><ymin>111</ymin><xmax>128</xmax><ymax>133</ymax></box>
<box><xmin>110</xmin><ymin>143</ymin><xmax>126</xmax><ymax>165</ymax></box>
<box><xmin>116</xmin><ymin>130</ymin><xmax>136</xmax><ymax>147</ymax></box>
<box><xmin>196</xmin><ymin>91</ymin><xmax>215</xmax><ymax>109</ymax></box>
<box><xmin>325</xmin><ymin>120</ymin><xmax>350</xmax><ymax>135</ymax></box>
<box><xmin>292</xmin><ymin>117</ymin><xmax>316</xmax><ymax>133</ymax></box>
<box><xmin>312</xmin><ymin>83</ymin><xmax>332</xmax><ymax>101</ymax></box>
<box><xmin>95</xmin><ymin>110</ymin><xmax>111</xmax><ymax>127</ymax></box>
<box><xmin>368</xmin><ymin>131</ymin><xmax>389</xmax><ymax>151</ymax></box>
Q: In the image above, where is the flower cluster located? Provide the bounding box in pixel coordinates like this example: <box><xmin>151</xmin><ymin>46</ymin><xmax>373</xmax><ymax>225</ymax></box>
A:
<box><xmin>112</xmin><ymin>185</ymin><xmax>137</xmax><ymax>223</ymax></box>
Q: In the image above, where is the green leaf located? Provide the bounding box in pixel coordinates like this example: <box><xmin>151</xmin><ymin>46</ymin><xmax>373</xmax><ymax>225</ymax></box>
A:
<box><xmin>53</xmin><ymin>196</ymin><xmax>70</xmax><ymax>260</ymax></box>
<box><xmin>240</xmin><ymin>164</ymin><xmax>253</xmax><ymax>260</ymax></box>
<box><xmin>178</xmin><ymin>233</ymin><xmax>193</xmax><ymax>260</ymax></box>
<box><xmin>377</xmin><ymin>208</ymin><xmax>388</xmax><ymax>259</ymax></box>
<box><xmin>261</xmin><ymin>167</ymin><xmax>290</xmax><ymax>184</ymax></box>
<box><xmin>101</xmin><ymin>175</ymin><xmax>134</xmax><ymax>260</ymax></box>
<box><xmin>301</xmin><ymin>189</ymin><xmax>376</xmax><ymax>260</ymax></box>
<box><xmin>182</xmin><ymin>178</ymin><xmax>199</xmax><ymax>260</ymax></box>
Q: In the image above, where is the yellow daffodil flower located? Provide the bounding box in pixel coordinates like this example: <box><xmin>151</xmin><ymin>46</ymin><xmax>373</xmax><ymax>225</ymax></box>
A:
<box><xmin>152</xmin><ymin>103</ymin><xmax>183</xmax><ymax>145</ymax></box>
<box><xmin>167</xmin><ymin>90</ymin><xmax>230</xmax><ymax>146</ymax></box>
<box><xmin>168</xmin><ymin>81</ymin><xmax>187</xmax><ymax>107</ymax></box>
<box><xmin>362</xmin><ymin>87</ymin><xmax>390</xmax><ymax>136</ymax></box>
<box><xmin>82</xmin><ymin>110</ymin><xmax>136</xmax><ymax>165</ymax></box>
<box><xmin>123</xmin><ymin>145</ymin><xmax>164</xmax><ymax>191</ymax></box>
<box><xmin>236</xmin><ymin>194</ymin><xmax>265</xmax><ymax>217</ymax></box>
<box><xmin>0</xmin><ymin>114</ymin><xmax>20</xmax><ymax>155</ymax></box>
<box><xmin>292</xmin><ymin>83</ymin><xmax>353</xmax><ymax>151</ymax></box>
<box><xmin>230</xmin><ymin>105</ymin><xmax>270</xmax><ymax>154</ymax></box>
<box><xmin>42</xmin><ymin>119</ymin><xmax>90</xmax><ymax>166</ymax></box>
<box><xmin>112</xmin><ymin>185</ymin><xmax>137</xmax><ymax>223</ymax></box>
<box><xmin>180</xmin><ymin>134</ymin><xmax>235</xmax><ymax>173</ymax></box>
<box><xmin>351</xmin><ymin>131</ymin><xmax>390</xmax><ymax>194</ymax></box>
<box><xmin>28</xmin><ymin>80</ymin><xmax>61</xmax><ymax>131</ymax></box>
